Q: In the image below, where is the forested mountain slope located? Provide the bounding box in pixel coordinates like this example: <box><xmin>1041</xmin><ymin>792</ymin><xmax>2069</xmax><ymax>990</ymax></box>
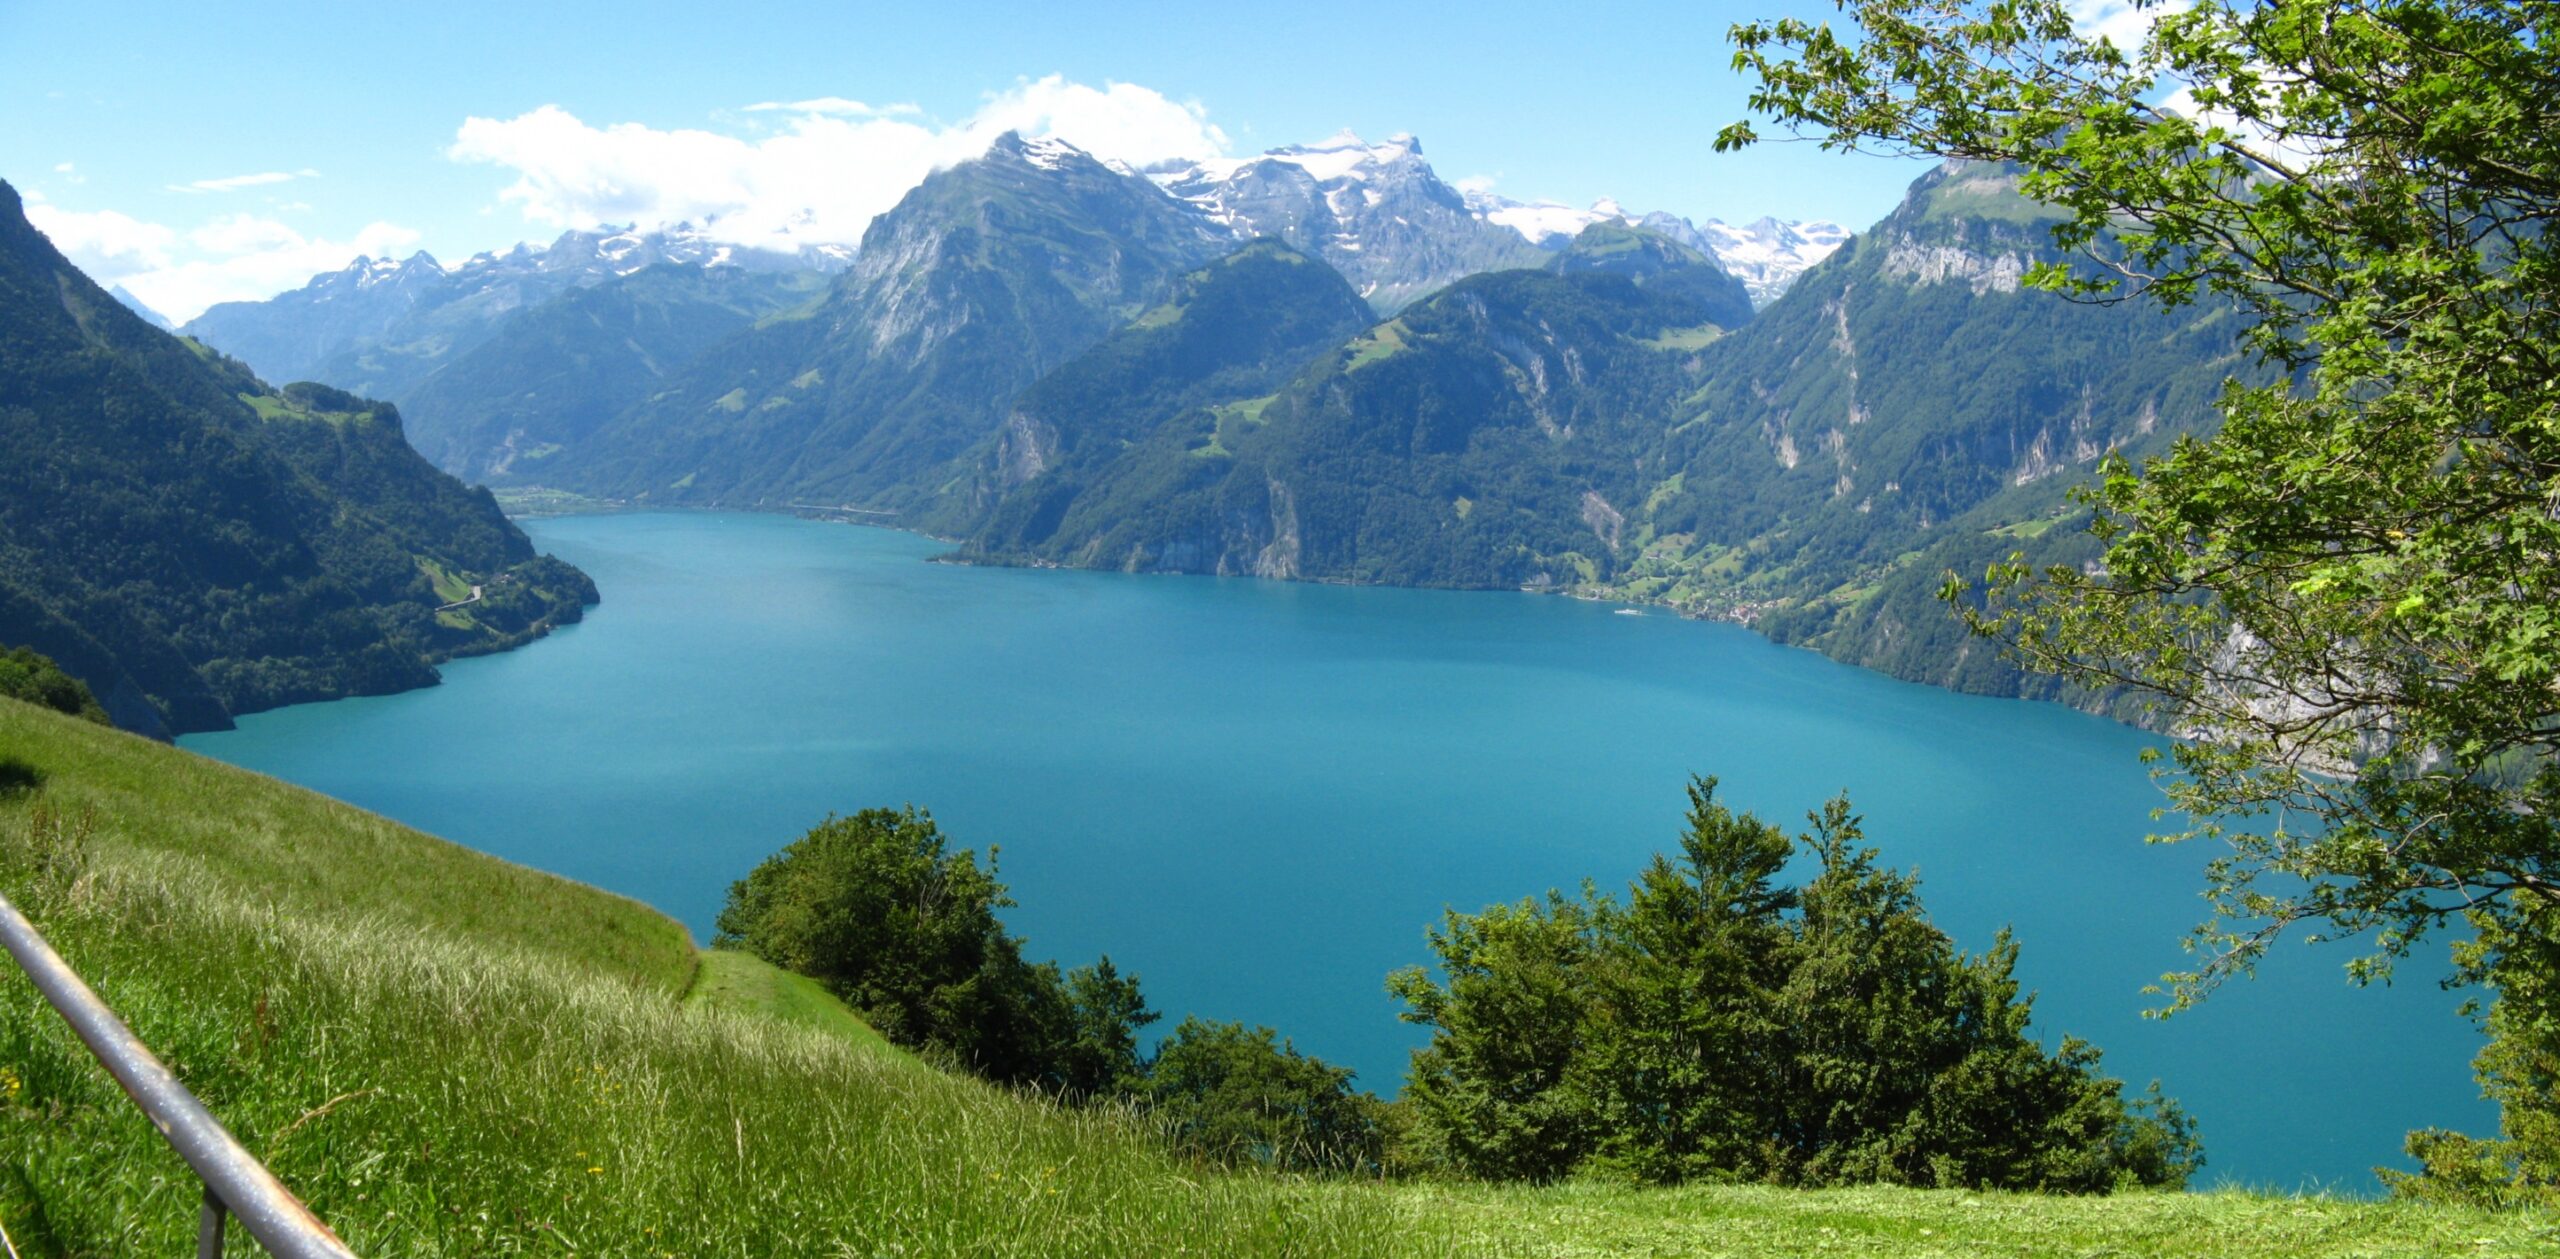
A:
<box><xmin>0</xmin><ymin>179</ymin><xmax>594</xmax><ymax>737</ymax></box>
<box><xmin>397</xmin><ymin>262</ymin><xmax>826</xmax><ymax>484</ymax></box>
<box><xmin>941</xmin><ymin>238</ymin><xmax>1376</xmax><ymax>549</ymax></box>
<box><xmin>962</xmin><ymin>224</ymin><xmax>1753</xmax><ymax>584</ymax></box>
<box><xmin>1620</xmin><ymin>162</ymin><xmax>2253</xmax><ymax>704</ymax></box>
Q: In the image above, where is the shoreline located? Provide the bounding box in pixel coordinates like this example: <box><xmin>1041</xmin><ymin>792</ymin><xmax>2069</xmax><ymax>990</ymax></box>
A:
<box><xmin>490</xmin><ymin>491</ymin><xmax>2146</xmax><ymax>733</ymax></box>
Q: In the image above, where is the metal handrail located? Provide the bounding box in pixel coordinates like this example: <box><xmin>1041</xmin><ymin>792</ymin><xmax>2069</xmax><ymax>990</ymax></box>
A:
<box><xmin>0</xmin><ymin>889</ymin><xmax>357</xmax><ymax>1258</ymax></box>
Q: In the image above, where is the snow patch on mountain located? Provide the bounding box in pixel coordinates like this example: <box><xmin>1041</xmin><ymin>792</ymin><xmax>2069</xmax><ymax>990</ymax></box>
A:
<box><xmin>1694</xmin><ymin>218</ymin><xmax>1851</xmax><ymax>306</ymax></box>
<box><xmin>1461</xmin><ymin>187</ymin><xmax>1846</xmax><ymax>307</ymax></box>
<box><xmin>1476</xmin><ymin>198</ymin><xmax>1618</xmax><ymax>246</ymax></box>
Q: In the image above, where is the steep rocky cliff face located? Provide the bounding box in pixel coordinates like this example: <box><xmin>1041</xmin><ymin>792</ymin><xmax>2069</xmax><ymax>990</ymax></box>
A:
<box><xmin>943</xmin><ymin>239</ymin><xmax>1374</xmax><ymax>549</ymax></box>
<box><xmin>1613</xmin><ymin>162</ymin><xmax>2251</xmax><ymax>708</ymax></box>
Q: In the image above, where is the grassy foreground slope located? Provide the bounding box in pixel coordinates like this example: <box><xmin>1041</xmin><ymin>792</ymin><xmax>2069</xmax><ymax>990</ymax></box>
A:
<box><xmin>0</xmin><ymin>697</ymin><xmax>2550</xmax><ymax>1256</ymax></box>
<box><xmin>0</xmin><ymin>700</ymin><xmax>1404</xmax><ymax>1256</ymax></box>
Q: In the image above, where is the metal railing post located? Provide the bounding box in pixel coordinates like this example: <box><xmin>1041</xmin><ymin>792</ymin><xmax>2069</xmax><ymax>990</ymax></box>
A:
<box><xmin>197</xmin><ymin>1185</ymin><xmax>227</xmax><ymax>1259</ymax></box>
<box><xmin>0</xmin><ymin>889</ymin><xmax>356</xmax><ymax>1258</ymax></box>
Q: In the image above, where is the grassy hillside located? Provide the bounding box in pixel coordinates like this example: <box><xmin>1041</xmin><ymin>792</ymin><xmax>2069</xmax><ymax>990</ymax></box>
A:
<box><xmin>0</xmin><ymin>698</ymin><xmax>2547</xmax><ymax>1256</ymax></box>
<box><xmin>0</xmin><ymin>700</ymin><xmax>1404</xmax><ymax>1256</ymax></box>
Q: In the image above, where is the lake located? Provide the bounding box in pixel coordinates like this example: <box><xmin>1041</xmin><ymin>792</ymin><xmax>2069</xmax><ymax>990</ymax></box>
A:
<box><xmin>183</xmin><ymin>511</ymin><xmax>2489</xmax><ymax>1191</ymax></box>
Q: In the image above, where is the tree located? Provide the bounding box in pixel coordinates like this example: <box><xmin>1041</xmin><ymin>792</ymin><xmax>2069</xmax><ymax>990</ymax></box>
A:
<box><xmin>1580</xmin><ymin>777</ymin><xmax>1795</xmax><ymax>1182</ymax></box>
<box><xmin>713</xmin><ymin>808</ymin><xmax>1156</xmax><ymax>1090</ymax></box>
<box><xmin>1389</xmin><ymin>778</ymin><xmax>2199</xmax><ymax>1190</ymax></box>
<box><xmin>1717</xmin><ymin>1</ymin><xmax>2560</xmax><ymax>1005</ymax></box>
<box><xmin>0</xmin><ymin>647</ymin><xmax>108</xmax><ymax>725</ymax></box>
<box><xmin>714</xmin><ymin>807</ymin><xmax>1017</xmax><ymax>1049</ymax></box>
<box><xmin>1389</xmin><ymin>891</ymin><xmax>1604</xmax><ymax>1181</ymax></box>
<box><xmin>1056</xmin><ymin>957</ymin><xmax>1158</xmax><ymax>1098</ymax></box>
<box><xmin>1773</xmin><ymin>799</ymin><xmax>2189</xmax><ymax>1190</ymax></box>
<box><xmin>1140</xmin><ymin>1017</ymin><xmax>1387</xmax><ymax>1174</ymax></box>
<box><xmin>2385</xmin><ymin>901</ymin><xmax>2560</xmax><ymax>1202</ymax></box>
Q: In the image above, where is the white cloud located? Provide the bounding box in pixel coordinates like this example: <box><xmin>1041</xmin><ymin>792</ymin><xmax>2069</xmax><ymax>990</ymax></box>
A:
<box><xmin>23</xmin><ymin>202</ymin><xmax>178</xmax><ymax>272</ymax></box>
<box><xmin>451</xmin><ymin>76</ymin><xmax>1230</xmax><ymax>251</ymax></box>
<box><xmin>26</xmin><ymin>200</ymin><xmax>419</xmax><ymax>322</ymax></box>
<box><xmin>169</xmin><ymin>169</ymin><xmax>321</xmax><ymax>194</ymax></box>
<box><xmin>743</xmin><ymin>97</ymin><xmax>919</xmax><ymax>117</ymax></box>
<box><xmin>2070</xmin><ymin>0</ymin><xmax>2183</xmax><ymax>51</ymax></box>
<box><xmin>1452</xmin><ymin>174</ymin><xmax>1499</xmax><ymax>196</ymax></box>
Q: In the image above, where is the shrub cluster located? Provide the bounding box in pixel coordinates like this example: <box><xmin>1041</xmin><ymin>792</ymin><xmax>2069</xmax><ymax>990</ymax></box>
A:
<box><xmin>713</xmin><ymin>807</ymin><xmax>1386</xmax><ymax>1172</ymax></box>
<box><xmin>0</xmin><ymin>647</ymin><xmax>107</xmax><ymax>726</ymax></box>
<box><xmin>1389</xmin><ymin>778</ymin><xmax>2201</xmax><ymax>1191</ymax></box>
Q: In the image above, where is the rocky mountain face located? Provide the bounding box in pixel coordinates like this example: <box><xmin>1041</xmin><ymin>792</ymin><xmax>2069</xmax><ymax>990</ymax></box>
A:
<box><xmin>551</xmin><ymin>133</ymin><xmax>1237</xmax><ymax>510</ymax></box>
<box><xmin>1149</xmin><ymin>132</ymin><xmax>1552</xmax><ymax>312</ymax></box>
<box><xmin>948</xmin><ymin>238</ymin><xmax>1375</xmax><ymax>550</ymax></box>
<box><xmin>0</xmin><ymin>179</ymin><xmax>595</xmax><ymax>737</ymax></box>
<box><xmin>1614</xmin><ymin>162</ymin><xmax>2250</xmax><ymax>705</ymax></box>
<box><xmin>961</xmin><ymin>223</ymin><xmax>1753</xmax><ymax>585</ymax></box>
<box><xmin>175</xmin><ymin>130</ymin><xmax>1817</xmax><ymax>495</ymax></box>
<box><xmin>180</xmin><ymin>223</ymin><xmax>848</xmax><ymax>403</ymax></box>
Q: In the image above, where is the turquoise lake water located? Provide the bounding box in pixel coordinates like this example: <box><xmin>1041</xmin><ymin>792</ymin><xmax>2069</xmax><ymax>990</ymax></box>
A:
<box><xmin>183</xmin><ymin>511</ymin><xmax>2490</xmax><ymax>1191</ymax></box>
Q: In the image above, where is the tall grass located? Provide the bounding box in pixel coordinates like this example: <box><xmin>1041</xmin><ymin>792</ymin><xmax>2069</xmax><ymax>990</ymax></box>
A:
<box><xmin>0</xmin><ymin>701</ymin><xmax>1419</xmax><ymax>1255</ymax></box>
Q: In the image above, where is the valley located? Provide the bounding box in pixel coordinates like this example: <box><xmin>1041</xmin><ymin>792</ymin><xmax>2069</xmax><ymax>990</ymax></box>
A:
<box><xmin>9</xmin><ymin>10</ymin><xmax>2555</xmax><ymax>1242</ymax></box>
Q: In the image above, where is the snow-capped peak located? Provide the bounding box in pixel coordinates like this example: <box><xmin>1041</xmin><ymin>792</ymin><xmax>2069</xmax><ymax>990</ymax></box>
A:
<box><xmin>979</xmin><ymin>131</ymin><xmax>1095</xmax><ymax>173</ymax></box>
<box><xmin>1015</xmin><ymin>134</ymin><xmax>1089</xmax><ymax>172</ymax></box>
<box><xmin>1159</xmin><ymin>130</ymin><xmax>1424</xmax><ymax>190</ymax></box>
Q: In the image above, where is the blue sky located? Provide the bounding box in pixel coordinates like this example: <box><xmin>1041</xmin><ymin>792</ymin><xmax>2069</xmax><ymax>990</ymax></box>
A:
<box><xmin>0</xmin><ymin>0</ymin><xmax>1934</xmax><ymax>319</ymax></box>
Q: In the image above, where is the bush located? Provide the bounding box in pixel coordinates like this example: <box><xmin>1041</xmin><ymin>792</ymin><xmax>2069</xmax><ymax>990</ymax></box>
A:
<box><xmin>2383</xmin><ymin>901</ymin><xmax>2560</xmax><ymax>1205</ymax></box>
<box><xmin>714</xmin><ymin>807</ymin><xmax>1158</xmax><ymax>1094</ymax></box>
<box><xmin>0</xmin><ymin>647</ymin><xmax>107</xmax><ymax>725</ymax></box>
<box><xmin>1143</xmin><ymin>1017</ymin><xmax>1388</xmax><ymax>1174</ymax></box>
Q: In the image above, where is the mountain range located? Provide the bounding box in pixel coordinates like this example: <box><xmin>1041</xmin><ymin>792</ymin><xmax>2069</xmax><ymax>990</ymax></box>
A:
<box><xmin>115</xmin><ymin>131</ymin><xmax>2248</xmax><ymax>720</ymax></box>
<box><xmin>181</xmin><ymin>131</ymin><xmax>1841</xmax><ymax>425</ymax></box>
<box><xmin>181</xmin><ymin>223</ymin><xmax>850</xmax><ymax>406</ymax></box>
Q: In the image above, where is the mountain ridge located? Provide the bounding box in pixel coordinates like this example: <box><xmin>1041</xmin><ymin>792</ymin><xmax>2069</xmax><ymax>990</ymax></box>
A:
<box><xmin>0</xmin><ymin>177</ymin><xmax>596</xmax><ymax>737</ymax></box>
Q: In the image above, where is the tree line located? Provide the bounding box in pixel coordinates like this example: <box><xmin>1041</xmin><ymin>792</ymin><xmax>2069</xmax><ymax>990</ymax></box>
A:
<box><xmin>712</xmin><ymin>780</ymin><xmax>2199</xmax><ymax>1189</ymax></box>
